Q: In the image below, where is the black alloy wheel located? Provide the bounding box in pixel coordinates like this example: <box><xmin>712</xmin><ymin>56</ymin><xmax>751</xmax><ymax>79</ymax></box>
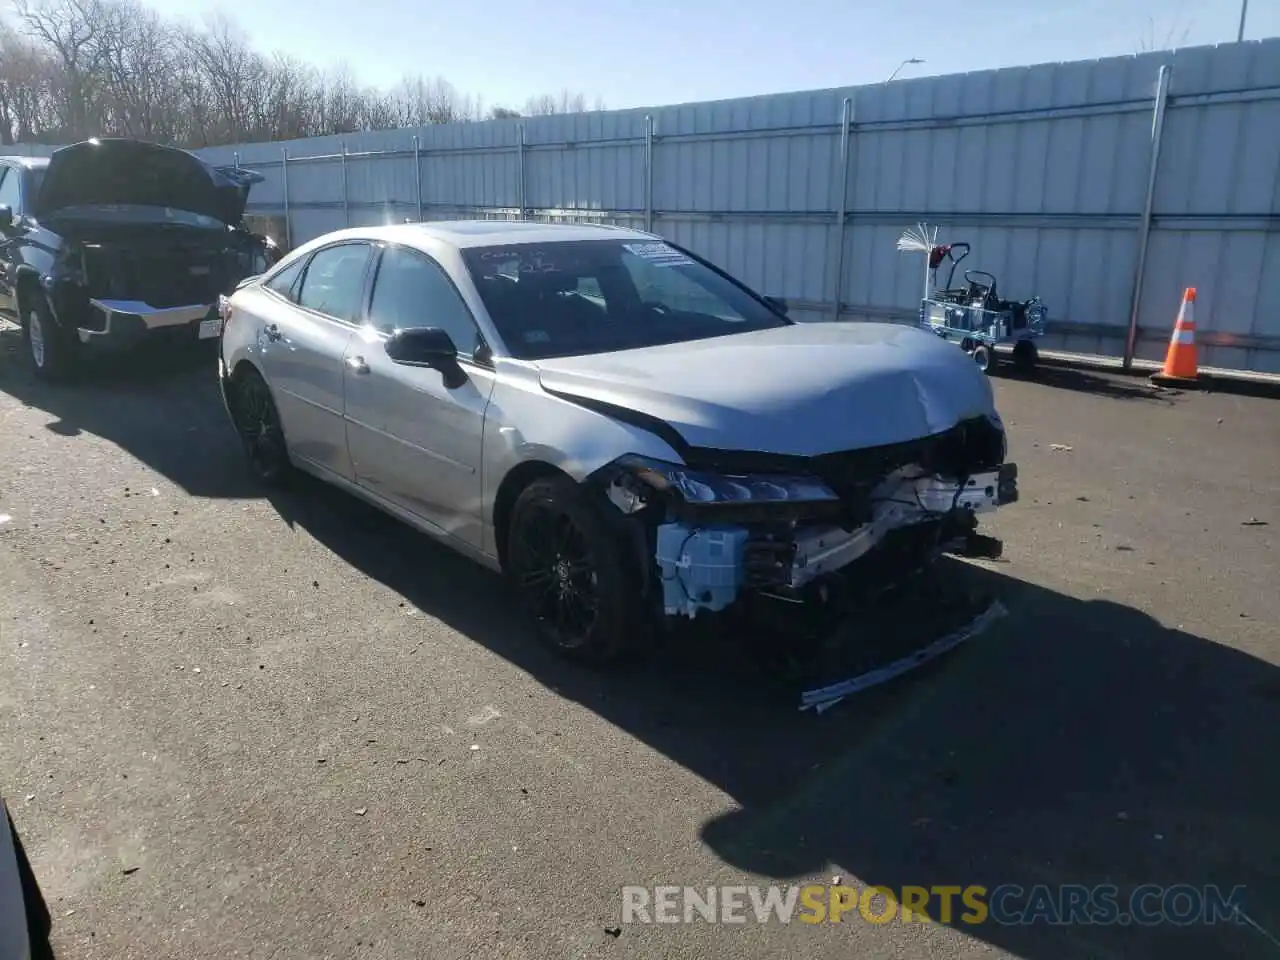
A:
<box><xmin>511</xmin><ymin>500</ymin><xmax>599</xmax><ymax>648</ymax></box>
<box><xmin>230</xmin><ymin>368</ymin><xmax>291</xmax><ymax>485</ymax></box>
<box><xmin>506</xmin><ymin>475</ymin><xmax>641</xmax><ymax>662</ymax></box>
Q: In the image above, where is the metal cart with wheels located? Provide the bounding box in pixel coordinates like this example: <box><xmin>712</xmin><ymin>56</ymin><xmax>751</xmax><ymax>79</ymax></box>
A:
<box><xmin>897</xmin><ymin>224</ymin><xmax>1047</xmax><ymax>374</ymax></box>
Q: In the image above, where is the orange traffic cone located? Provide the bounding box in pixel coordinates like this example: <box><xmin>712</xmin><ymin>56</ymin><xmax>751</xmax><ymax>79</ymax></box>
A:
<box><xmin>1150</xmin><ymin>287</ymin><xmax>1201</xmax><ymax>386</ymax></box>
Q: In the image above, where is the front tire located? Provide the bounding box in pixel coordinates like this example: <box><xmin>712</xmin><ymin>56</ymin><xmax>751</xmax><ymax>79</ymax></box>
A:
<box><xmin>506</xmin><ymin>475</ymin><xmax>643</xmax><ymax>663</ymax></box>
<box><xmin>226</xmin><ymin>366</ymin><xmax>292</xmax><ymax>486</ymax></box>
<box><xmin>21</xmin><ymin>293</ymin><xmax>79</xmax><ymax>382</ymax></box>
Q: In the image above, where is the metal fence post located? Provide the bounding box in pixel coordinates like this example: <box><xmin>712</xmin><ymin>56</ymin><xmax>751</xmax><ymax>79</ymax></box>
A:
<box><xmin>831</xmin><ymin>97</ymin><xmax>853</xmax><ymax>322</ymax></box>
<box><xmin>1124</xmin><ymin>64</ymin><xmax>1172</xmax><ymax>369</ymax></box>
<box><xmin>517</xmin><ymin>124</ymin><xmax>526</xmax><ymax>220</ymax></box>
<box><xmin>644</xmin><ymin>115</ymin><xmax>654</xmax><ymax>233</ymax></box>
<box><xmin>281</xmin><ymin>148</ymin><xmax>292</xmax><ymax>249</ymax></box>
<box><xmin>340</xmin><ymin>142</ymin><xmax>350</xmax><ymax>227</ymax></box>
<box><xmin>412</xmin><ymin>135</ymin><xmax>423</xmax><ymax>222</ymax></box>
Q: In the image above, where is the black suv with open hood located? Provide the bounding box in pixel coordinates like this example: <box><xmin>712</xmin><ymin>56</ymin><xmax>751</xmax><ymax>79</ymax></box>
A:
<box><xmin>0</xmin><ymin>138</ymin><xmax>284</xmax><ymax>381</ymax></box>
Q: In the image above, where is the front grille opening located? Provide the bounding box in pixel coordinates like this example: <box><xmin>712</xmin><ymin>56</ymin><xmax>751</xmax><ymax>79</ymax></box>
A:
<box><xmin>84</xmin><ymin>243</ymin><xmax>234</xmax><ymax>308</ymax></box>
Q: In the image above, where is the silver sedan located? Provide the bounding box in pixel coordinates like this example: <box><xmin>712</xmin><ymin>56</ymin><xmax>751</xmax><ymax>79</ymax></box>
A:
<box><xmin>217</xmin><ymin>221</ymin><xmax>1018</xmax><ymax>661</ymax></box>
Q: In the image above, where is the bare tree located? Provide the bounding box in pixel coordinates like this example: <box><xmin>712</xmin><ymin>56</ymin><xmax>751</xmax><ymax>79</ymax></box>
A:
<box><xmin>522</xmin><ymin>89</ymin><xmax>599</xmax><ymax>116</ymax></box>
<box><xmin>2</xmin><ymin>0</ymin><xmax>604</xmax><ymax>147</ymax></box>
<box><xmin>94</xmin><ymin>0</ymin><xmax>177</xmax><ymax>139</ymax></box>
<box><xmin>0</xmin><ymin>22</ymin><xmax>56</xmax><ymax>143</ymax></box>
<box><xmin>1134</xmin><ymin>13</ymin><xmax>1194</xmax><ymax>52</ymax></box>
<box><xmin>388</xmin><ymin>74</ymin><xmax>478</xmax><ymax>126</ymax></box>
<box><xmin>14</xmin><ymin>0</ymin><xmax>110</xmax><ymax>139</ymax></box>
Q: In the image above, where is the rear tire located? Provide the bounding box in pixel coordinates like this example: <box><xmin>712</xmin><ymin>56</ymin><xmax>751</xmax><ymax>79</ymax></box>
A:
<box><xmin>972</xmin><ymin>344</ymin><xmax>993</xmax><ymax>373</ymax></box>
<box><xmin>1012</xmin><ymin>339</ymin><xmax>1038</xmax><ymax>374</ymax></box>
<box><xmin>505</xmin><ymin>474</ymin><xmax>644</xmax><ymax>663</ymax></box>
<box><xmin>21</xmin><ymin>292</ymin><xmax>79</xmax><ymax>382</ymax></box>
<box><xmin>226</xmin><ymin>366</ymin><xmax>293</xmax><ymax>486</ymax></box>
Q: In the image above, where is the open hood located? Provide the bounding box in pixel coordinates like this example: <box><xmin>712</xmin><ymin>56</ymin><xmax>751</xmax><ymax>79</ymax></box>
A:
<box><xmin>32</xmin><ymin>138</ymin><xmax>258</xmax><ymax>226</ymax></box>
<box><xmin>213</xmin><ymin>164</ymin><xmax>266</xmax><ymax>210</ymax></box>
<box><xmin>535</xmin><ymin>322</ymin><xmax>1000</xmax><ymax>457</ymax></box>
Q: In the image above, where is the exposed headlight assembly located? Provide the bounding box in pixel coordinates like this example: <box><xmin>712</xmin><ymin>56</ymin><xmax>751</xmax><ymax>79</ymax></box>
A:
<box><xmin>613</xmin><ymin>454</ymin><xmax>839</xmax><ymax>505</ymax></box>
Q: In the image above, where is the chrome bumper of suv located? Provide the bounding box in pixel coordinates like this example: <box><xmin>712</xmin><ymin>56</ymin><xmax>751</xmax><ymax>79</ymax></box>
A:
<box><xmin>79</xmin><ymin>299</ymin><xmax>216</xmax><ymax>343</ymax></box>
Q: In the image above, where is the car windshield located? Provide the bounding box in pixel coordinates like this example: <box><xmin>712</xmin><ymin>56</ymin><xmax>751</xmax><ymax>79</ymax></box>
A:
<box><xmin>460</xmin><ymin>238</ymin><xmax>789</xmax><ymax>360</ymax></box>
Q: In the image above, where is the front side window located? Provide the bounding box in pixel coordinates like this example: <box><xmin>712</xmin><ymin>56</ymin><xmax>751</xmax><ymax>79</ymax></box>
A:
<box><xmin>0</xmin><ymin>168</ymin><xmax>20</xmax><ymax>213</ymax></box>
<box><xmin>264</xmin><ymin>257</ymin><xmax>305</xmax><ymax>300</ymax></box>
<box><xmin>367</xmin><ymin>244</ymin><xmax>481</xmax><ymax>356</ymax></box>
<box><xmin>460</xmin><ymin>239</ymin><xmax>787</xmax><ymax>360</ymax></box>
<box><xmin>296</xmin><ymin>243</ymin><xmax>373</xmax><ymax>323</ymax></box>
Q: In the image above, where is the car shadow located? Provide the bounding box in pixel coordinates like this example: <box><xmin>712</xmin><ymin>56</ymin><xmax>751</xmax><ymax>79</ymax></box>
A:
<box><xmin>993</xmin><ymin>362</ymin><xmax>1183</xmax><ymax>404</ymax></box>
<box><xmin>998</xmin><ymin>358</ymin><xmax>1280</xmax><ymax>403</ymax></box>
<box><xmin>266</xmin><ymin>473</ymin><xmax>1280</xmax><ymax>960</ymax></box>
<box><xmin>6</xmin><ymin>322</ymin><xmax>1275</xmax><ymax>957</ymax></box>
<box><xmin>0</xmin><ymin>325</ymin><xmax>257</xmax><ymax>500</ymax></box>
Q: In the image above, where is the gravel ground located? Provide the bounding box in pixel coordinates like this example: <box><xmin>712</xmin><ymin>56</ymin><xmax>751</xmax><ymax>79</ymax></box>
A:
<box><xmin>2</xmin><ymin>326</ymin><xmax>1278</xmax><ymax>960</ymax></box>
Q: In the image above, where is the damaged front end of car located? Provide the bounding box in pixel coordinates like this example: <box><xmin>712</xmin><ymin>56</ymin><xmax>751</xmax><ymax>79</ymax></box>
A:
<box><xmin>46</xmin><ymin>231</ymin><xmax>269</xmax><ymax>347</ymax></box>
<box><xmin>585</xmin><ymin>414</ymin><xmax>1017</xmax><ymax>698</ymax></box>
<box><xmin>34</xmin><ymin>139</ymin><xmax>273</xmax><ymax>350</ymax></box>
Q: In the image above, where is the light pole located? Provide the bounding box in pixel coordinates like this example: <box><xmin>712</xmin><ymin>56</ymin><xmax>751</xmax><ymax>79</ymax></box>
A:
<box><xmin>1237</xmin><ymin>0</ymin><xmax>1248</xmax><ymax>41</ymax></box>
<box><xmin>886</xmin><ymin>58</ymin><xmax>925</xmax><ymax>82</ymax></box>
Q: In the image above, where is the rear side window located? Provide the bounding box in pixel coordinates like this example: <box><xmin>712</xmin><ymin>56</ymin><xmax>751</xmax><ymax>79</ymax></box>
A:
<box><xmin>296</xmin><ymin>243</ymin><xmax>373</xmax><ymax>322</ymax></box>
<box><xmin>264</xmin><ymin>258</ymin><xmax>305</xmax><ymax>301</ymax></box>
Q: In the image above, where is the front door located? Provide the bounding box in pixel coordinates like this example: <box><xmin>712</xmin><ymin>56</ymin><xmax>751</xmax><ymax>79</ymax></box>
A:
<box><xmin>343</xmin><ymin>242</ymin><xmax>494</xmax><ymax>548</ymax></box>
<box><xmin>256</xmin><ymin>241</ymin><xmax>373</xmax><ymax>482</ymax></box>
<box><xmin>0</xmin><ymin>166</ymin><xmax>22</xmax><ymax>318</ymax></box>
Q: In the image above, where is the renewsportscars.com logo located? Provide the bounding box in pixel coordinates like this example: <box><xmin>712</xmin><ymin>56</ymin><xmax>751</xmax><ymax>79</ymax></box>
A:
<box><xmin>621</xmin><ymin>883</ymin><xmax>1253</xmax><ymax>927</ymax></box>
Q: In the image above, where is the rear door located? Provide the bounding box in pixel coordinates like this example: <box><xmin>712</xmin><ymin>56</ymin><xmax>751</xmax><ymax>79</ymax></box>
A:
<box><xmin>343</xmin><ymin>242</ymin><xmax>495</xmax><ymax>548</ymax></box>
<box><xmin>256</xmin><ymin>241</ymin><xmax>374</xmax><ymax>482</ymax></box>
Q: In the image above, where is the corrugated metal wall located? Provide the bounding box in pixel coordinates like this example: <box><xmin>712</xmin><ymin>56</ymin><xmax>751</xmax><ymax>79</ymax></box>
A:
<box><xmin>198</xmin><ymin>39</ymin><xmax>1280</xmax><ymax>373</ymax></box>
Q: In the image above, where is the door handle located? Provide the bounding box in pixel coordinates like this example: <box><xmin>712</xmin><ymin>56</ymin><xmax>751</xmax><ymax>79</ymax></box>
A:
<box><xmin>345</xmin><ymin>355</ymin><xmax>370</xmax><ymax>375</ymax></box>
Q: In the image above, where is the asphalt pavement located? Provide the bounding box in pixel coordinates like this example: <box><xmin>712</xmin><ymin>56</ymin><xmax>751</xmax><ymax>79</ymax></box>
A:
<box><xmin>1</xmin><ymin>325</ymin><xmax>1278</xmax><ymax>960</ymax></box>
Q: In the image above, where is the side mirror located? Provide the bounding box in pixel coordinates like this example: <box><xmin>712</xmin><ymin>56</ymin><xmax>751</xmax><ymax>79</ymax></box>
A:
<box><xmin>384</xmin><ymin>327</ymin><xmax>466</xmax><ymax>386</ymax></box>
<box><xmin>0</xmin><ymin>205</ymin><xmax>14</xmax><ymax>230</ymax></box>
<box><xmin>762</xmin><ymin>295</ymin><xmax>789</xmax><ymax>317</ymax></box>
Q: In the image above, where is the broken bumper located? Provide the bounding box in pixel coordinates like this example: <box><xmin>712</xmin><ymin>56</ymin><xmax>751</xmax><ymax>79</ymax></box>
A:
<box><xmin>652</xmin><ymin>463</ymin><xmax>1018</xmax><ymax>619</ymax></box>
<box><xmin>800</xmin><ymin>598</ymin><xmax>1007</xmax><ymax>712</ymax></box>
<box><xmin>76</xmin><ymin>298</ymin><xmax>222</xmax><ymax>349</ymax></box>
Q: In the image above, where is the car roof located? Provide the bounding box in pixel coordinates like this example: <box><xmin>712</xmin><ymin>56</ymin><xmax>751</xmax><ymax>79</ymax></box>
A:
<box><xmin>0</xmin><ymin>156</ymin><xmax>50</xmax><ymax>170</ymax></box>
<box><xmin>317</xmin><ymin>219</ymin><xmax>660</xmax><ymax>251</ymax></box>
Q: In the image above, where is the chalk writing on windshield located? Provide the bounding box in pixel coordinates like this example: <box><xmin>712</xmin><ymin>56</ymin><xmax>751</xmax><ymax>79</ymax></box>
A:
<box><xmin>477</xmin><ymin>248</ymin><xmax>561</xmax><ymax>274</ymax></box>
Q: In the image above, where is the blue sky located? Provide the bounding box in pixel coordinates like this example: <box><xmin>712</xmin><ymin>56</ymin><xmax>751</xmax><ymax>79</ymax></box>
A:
<box><xmin>144</xmin><ymin>0</ymin><xmax>1275</xmax><ymax>111</ymax></box>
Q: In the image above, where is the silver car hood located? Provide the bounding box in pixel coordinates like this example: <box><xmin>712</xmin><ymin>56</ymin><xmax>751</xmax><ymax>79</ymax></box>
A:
<box><xmin>534</xmin><ymin>321</ymin><xmax>999</xmax><ymax>457</ymax></box>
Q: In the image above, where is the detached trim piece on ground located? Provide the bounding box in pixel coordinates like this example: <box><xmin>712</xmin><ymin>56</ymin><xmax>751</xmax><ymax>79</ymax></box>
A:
<box><xmin>800</xmin><ymin>599</ymin><xmax>1008</xmax><ymax>713</ymax></box>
